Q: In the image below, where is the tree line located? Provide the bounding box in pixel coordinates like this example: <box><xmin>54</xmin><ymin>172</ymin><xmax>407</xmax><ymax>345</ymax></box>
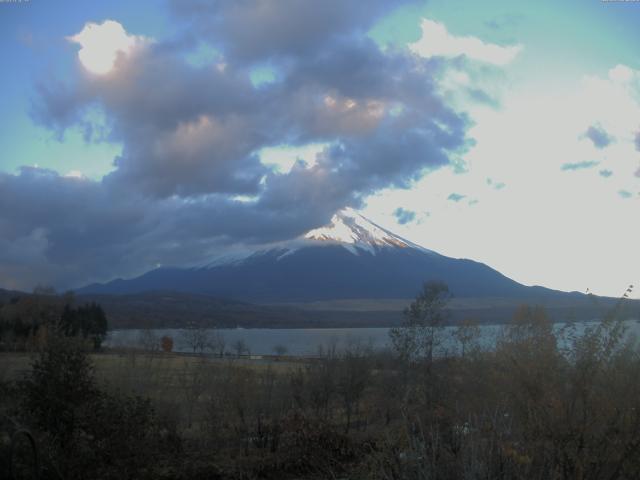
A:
<box><xmin>0</xmin><ymin>288</ymin><xmax>108</xmax><ymax>351</ymax></box>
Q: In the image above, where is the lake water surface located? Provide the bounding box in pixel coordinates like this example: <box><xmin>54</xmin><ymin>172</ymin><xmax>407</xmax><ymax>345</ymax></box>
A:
<box><xmin>106</xmin><ymin>319</ymin><xmax>640</xmax><ymax>356</ymax></box>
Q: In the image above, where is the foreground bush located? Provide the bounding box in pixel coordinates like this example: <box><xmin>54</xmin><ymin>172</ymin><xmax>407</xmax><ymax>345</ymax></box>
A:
<box><xmin>16</xmin><ymin>336</ymin><xmax>180</xmax><ymax>479</ymax></box>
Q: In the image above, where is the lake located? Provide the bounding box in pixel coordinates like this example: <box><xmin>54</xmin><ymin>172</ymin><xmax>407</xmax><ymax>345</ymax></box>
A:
<box><xmin>106</xmin><ymin>319</ymin><xmax>640</xmax><ymax>356</ymax></box>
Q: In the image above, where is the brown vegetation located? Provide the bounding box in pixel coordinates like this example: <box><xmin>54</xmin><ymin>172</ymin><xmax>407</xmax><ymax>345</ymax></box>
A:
<box><xmin>1</xmin><ymin>286</ymin><xmax>640</xmax><ymax>479</ymax></box>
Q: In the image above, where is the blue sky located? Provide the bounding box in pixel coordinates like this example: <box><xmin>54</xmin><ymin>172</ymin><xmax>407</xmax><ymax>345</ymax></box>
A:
<box><xmin>0</xmin><ymin>0</ymin><xmax>168</xmax><ymax>178</ymax></box>
<box><xmin>0</xmin><ymin>0</ymin><xmax>639</xmax><ymax>297</ymax></box>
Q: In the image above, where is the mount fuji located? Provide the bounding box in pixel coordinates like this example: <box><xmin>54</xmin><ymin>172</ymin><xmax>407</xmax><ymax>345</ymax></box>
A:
<box><xmin>78</xmin><ymin>209</ymin><xmax>571</xmax><ymax>303</ymax></box>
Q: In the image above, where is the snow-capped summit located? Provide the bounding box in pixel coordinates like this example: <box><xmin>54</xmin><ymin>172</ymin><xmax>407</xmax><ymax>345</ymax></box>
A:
<box><xmin>304</xmin><ymin>208</ymin><xmax>411</xmax><ymax>253</ymax></box>
<box><xmin>198</xmin><ymin>208</ymin><xmax>419</xmax><ymax>269</ymax></box>
<box><xmin>79</xmin><ymin>208</ymin><xmax>565</xmax><ymax>302</ymax></box>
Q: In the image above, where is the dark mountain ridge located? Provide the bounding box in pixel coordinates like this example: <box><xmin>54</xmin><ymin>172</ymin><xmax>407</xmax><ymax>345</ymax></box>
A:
<box><xmin>78</xmin><ymin>209</ymin><xmax>581</xmax><ymax>303</ymax></box>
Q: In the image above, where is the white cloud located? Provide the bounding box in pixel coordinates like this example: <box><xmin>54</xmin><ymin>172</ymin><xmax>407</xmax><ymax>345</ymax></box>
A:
<box><xmin>64</xmin><ymin>170</ymin><xmax>84</xmax><ymax>179</ymax></box>
<box><xmin>68</xmin><ymin>20</ymin><xmax>145</xmax><ymax>75</ymax></box>
<box><xmin>259</xmin><ymin>143</ymin><xmax>328</xmax><ymax>174</ymax></box>
<box><xmin>363</xmin><ymin>64</ymin><xmax>640</xmax><ymax>299</ymax></box>
<box><xmin>410</xmin><ymin>19</ymin><xmax>522</xmax><ymax>66</ymax></box>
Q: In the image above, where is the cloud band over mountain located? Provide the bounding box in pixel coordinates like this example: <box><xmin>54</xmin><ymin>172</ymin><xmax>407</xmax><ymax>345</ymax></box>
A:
<box><xmin>2</xmin><ymin>0</ymin><xmax>473</xmax><ymax>289</ymax></box>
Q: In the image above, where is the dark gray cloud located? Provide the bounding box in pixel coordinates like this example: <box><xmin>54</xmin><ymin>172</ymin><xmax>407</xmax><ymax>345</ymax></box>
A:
<box><xmin>169</xmin><ymin>0</ymin><xmax>417</xmax><ymax>63</ymax></box>
<box><xmin>0</xmin><ymin>167</ymin><xmax>348</xmax><ymax>289</ymax></box>
<box><xmin>6</xmin><ymin>0</ymin><xmax>476</xmax><ymax>289</ymax></box>
<box><xmin>34</xmin><ymin>33</ymin><xmax>466</xmax><ymax>200</ymax></box>
<box><xmin>584</xmin><ymin>125</ymin><xmax>613</xmax><ymax>149</ymax></box>
<box><xmin>0</xmin><ymin>167</ymin><xmax>150</xmax><ymax>288</ymax></box>
<box><xmin>393</xmin><ymin>207</ymin><xmax>416</xmax><ymax>225</ymax></box>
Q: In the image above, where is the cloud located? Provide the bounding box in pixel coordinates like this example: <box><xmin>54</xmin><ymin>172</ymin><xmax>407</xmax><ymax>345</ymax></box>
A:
<box><xmin>486</xmin><ymin>178</ymin><xmax>506</xmax><ymax>190</ymax></box>
<box><xmin>583</xmin><ymin>125</ymin><xmax>613</xmax><ymax>149</ymax></box>
<box><xmin>10</xmin><ymin>3</ymin><xmax>476</xmax><ymax>289</ymax></box>
<box><xmin>0</xmin><ymin>167</ymin><xmax>367</xmax><ymax>289</ymax></box>
<box><xmin>599</xmin><ymin>169</ymin><xmax>613</xmax><ymax>178</ymax></box>
<box><xmin>618</xmin><ymin>190</ymin><xmax>632</xmax><ymax>199</ymax></box>
<box><xmin>169</xmin><ymin>0</ymin><xmax>417</xmax><ymax>63</ymax></box>
<box><xmin>393</xmin><ymin>207</ymin><xmax>416</xmax><ymax>225</ymax></box>
<box><xmin>561</xmin><ymin>160</ymin><xmax>599</xmax><ymax>171</ymax></box>
<box><xmin>447</xmin><ymin>193</ymin><xmax>466</xmax><ymax>202</ymax></box>
<box><xmin>362</xmin><ymin>64</ymin><xmax>640</xmax><ymax>299</ymax></box>
<box><xmin>68</xmin><ymin>20</ymin><xmax>146</xmax><ymax>75</ymax></box>
<box><xmin>629</xmin><ymin>119</ymin><xmax>640</xmax><ymax>178</ymax></box>
<box><xmin>35</xmin><ymin>22</ymin><xmax>468</xmax><ymax>201</ymax></box>
<box><xmin>410</xmin><ymin>19</ymin><xmax>522</xmax><ymax>66</ymax></box>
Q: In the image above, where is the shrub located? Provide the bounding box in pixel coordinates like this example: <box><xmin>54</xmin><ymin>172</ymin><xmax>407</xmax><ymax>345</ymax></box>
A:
<box><xmin>161</xmin><ymin>335</ymin><xmax>174</xmax><ymax>353</ymax></box>
<box><xmin>18</xmin><ymin>336</ymin><xmax>180</xmax><ymax>479</ymax></box>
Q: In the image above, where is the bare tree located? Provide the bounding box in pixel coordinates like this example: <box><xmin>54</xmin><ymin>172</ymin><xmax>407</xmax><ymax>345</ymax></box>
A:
<box><xmin>338</xmin><ymin>341</ymin><xmax>372</xmax><ymax>433</ymax></box>
<box><xmin>232</xmin><ymin>338</ymin><xmax>250</xmax><ymax>357</ymax></box>
<box><xmin>208</xmin><ymin>329</ymin><xmax>226</xmax><ymax>357</ymax></box>
<box><xmin>272</xmin><ymin>344</ymin><xmax>288</xmax><ymax>357</ymax></box>
<box><xmin>138</xmin><ymin>329</ymin><xmax>160</xmax><ymax>353</ymax></box>
<box><xmin>177</xmin><ymin>357</ymin><xmax>211</xmax><ymax>428</ymax></box>
<box><xmin>181</xmin><ymin>322</ymin><xmax>211</xmax><ymax>354</ymax></box>
<box><xmin>453</xmin><ymin>318</ymin><xmax>481</xmax><ymax>357</ymax></box>
<box><xmin>305</xmin><ymin>346</ymin><xmax>339</xmax><ymax>419</ymax></box>
<box><xmin>389</xmin><ymin>281</ymin><xmax>451</xmax><ymax>364</ymax></box>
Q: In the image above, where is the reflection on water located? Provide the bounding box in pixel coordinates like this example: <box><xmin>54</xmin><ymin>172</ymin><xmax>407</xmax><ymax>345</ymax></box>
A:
<box><xmin>106</xmin><ymin>319</ymin><xmax>640</xmax><ymax>356</ymax></box>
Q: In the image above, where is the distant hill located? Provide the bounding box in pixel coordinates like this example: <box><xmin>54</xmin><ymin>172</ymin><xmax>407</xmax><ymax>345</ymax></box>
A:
<box><xmin>0</xmin><ymin>288</ymin><xmax>26</xmax><ymax>303</ymax></box>
<box><xmin>76</xmin><ymin>290</ymin><xmax>402</xmax><ymax>329</ymax></box>
<box><xmin>2</xmin><ymin>287</ymin><xmax>636</xmax><ymax>330</ymax></box>
<box><xmin>75</xmin><ymin>290</ymin><xmax>639</xmax><ymax>330</ymax></box>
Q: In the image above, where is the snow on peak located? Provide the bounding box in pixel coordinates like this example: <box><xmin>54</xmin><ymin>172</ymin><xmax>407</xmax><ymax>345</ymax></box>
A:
<box><xmin>304</xmin><ymin>208</ymin><xmax>413</xmax><ymax>253</ymax></box>
<box><xmin>199</xmin><ymin>208</ymin><xmax>433</xmax><ymax>268</ymax></box>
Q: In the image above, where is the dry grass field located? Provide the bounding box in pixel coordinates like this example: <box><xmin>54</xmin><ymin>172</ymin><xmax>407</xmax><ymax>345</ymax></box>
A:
<box><xmin>1</xmin><ymin>349</ymin><xmax>301</xmax><ymax>435</ymax></box>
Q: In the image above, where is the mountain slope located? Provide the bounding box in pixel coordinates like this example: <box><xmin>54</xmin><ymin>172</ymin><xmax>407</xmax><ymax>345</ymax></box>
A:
<box><xmin>79</xmin><ymin>209</ymin><xmax>576</xmax><ymax>302</ymax></box>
